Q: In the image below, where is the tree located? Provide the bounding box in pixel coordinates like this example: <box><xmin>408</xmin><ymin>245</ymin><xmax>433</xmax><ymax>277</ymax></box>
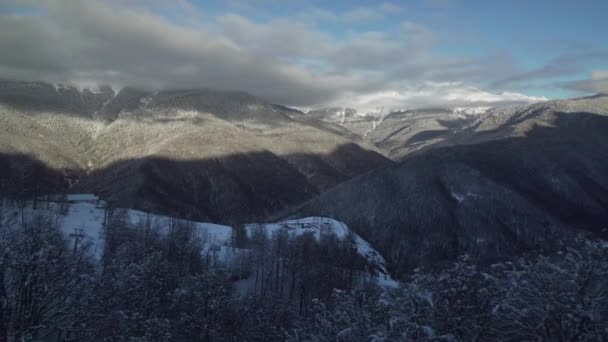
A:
<box><xmin>490</xmin><ymin>240</ymin><xmax>608</xmax><ymax>340</ymax></box>
<box><xmin>169</xmin><ymin>272</ymin><xmax>231</xmax><ymax>341</ymax></box>
<box><xmin>0</xmin><ymin>213</ymin><xmax>96</xmax><ymax>341</ymax></box>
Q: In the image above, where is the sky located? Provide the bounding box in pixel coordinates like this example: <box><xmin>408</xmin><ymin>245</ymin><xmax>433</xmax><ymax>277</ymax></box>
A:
<box><xmin>0</xmin><ymin>0</ymin><xmax>607</xmax><ymax>113</ymax></box>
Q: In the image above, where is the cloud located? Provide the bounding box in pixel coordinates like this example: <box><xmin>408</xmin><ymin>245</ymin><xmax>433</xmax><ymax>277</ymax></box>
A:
<box><xmin>301</xmin><ymin>3</ymin><xmax>402</xmax><ymax>24</ymax></box>
<box><xmin>490</xmin><ymin>52</ymin><xmax>608</xmax><ymax>89</ymax></box>
<box><xmin>342</xmin><ymin>7</ymin><xmax>384</xmax><ymax>23</ymax></box>
<box><xmin>320</xmin><ymin>82</ymin><xmax>547</xmax><ymax>115</ymax></box>
<box><xmin>0</xmin><ymin>1</ymin><xmax>354</xmax><ymax>105</ymax></box>
<box><xmin>381</xmin><ymin>2</ymin><xmax>405</xmax><ymax>13</ymax></box>
<box><xmin>592</xmin><ymin>70</ymin><xmax>608</xmax><ymax>80</ymax></box>
<box><xmin>423</xmin><ymin>0</ymin><xmax>455</xmax><ymax>8</ymax></box>
<box><xmin>563</xmin><ymin>70</ymin><xmax>608</xmax><ymax>94</ymax></box>
<box><xmin>0</xmin><ymin>0</ymin><xmax>549</xmax><ymax>110</ymax></box>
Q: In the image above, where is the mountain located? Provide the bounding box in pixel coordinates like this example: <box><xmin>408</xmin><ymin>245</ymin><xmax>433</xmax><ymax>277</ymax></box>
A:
<box><xmin>306</xmin><ymin>106</ymin><xmax>492</xmax><ymax>160</ymax></box>
<box><xmin>367</xmin><ymin>108</ymin><xmax>478</xmax><ymax>159</ymax></box>
<box><xmin>4</xmin><ymin>78</ymin><xmax>608</xmax><ymax>278</ymax></box>
<box><xmin>0</xmin><ymin>80</ymin><xmax>392</xmax><ymax>223</ymax></box>
<box><xmin>307</xmin><ymin>107</ymin><xmax>381</xmax><ymax>138</ymax></box>
<box><xmin>290</xmin><ymin>95</ymin><xmax>608</xmax><ymax>276</ymax></box>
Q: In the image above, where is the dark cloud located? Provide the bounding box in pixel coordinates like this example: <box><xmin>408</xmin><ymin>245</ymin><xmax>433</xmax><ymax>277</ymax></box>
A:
<box><xmin>490</xmin><ymin>52</ymin><xmax>608</xmax><ymax>89</ymax></box>
<box><xmin>562</xmin><ymin>71</ymin><xmax>608</xmax><ymax>94</ymax></box>
<box><xmin>0</xmin><ymin>1</ymin><xmax>352</xmax><ymax>105</ymax></box>
<box><xmin>0</xmin><ymin>0</ymin><xmax>548</xmax><ymax>110</ymax></box>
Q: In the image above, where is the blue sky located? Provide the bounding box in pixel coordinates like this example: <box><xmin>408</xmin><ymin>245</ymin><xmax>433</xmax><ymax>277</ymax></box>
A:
<box><xmin>0</xmin><ymin>0</ymin><xmax>606</xmax><ymax>111</ymax></box>
<box><xmin>193</xmin><ymin>0</ymin><xmax>608</xmax><ymax>99</ymax></box>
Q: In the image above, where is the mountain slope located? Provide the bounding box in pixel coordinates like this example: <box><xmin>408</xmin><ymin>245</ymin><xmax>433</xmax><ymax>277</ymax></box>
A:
<box><xmin>291</xmin><ymin>96</ymin><xmax>608</xmax><ymax>276</ymax></box>
<box><xmin>0</xmin><ymin>194</ymin><xmax>392</xmax><ymax>280</ymax></box>
<box><xmin>367</xmin><ymin>108</ymin><xmax>477</xmax><ymax>159</ymax></box>
<box><xmin>0</xmin><ymin>80</ymin><xmax>392</xmax><ymax>223</ymax></box>
<box><xmin>307</xmin><ymin>107</ymin><xmax>381</xmax><ymax>138</ymax></box>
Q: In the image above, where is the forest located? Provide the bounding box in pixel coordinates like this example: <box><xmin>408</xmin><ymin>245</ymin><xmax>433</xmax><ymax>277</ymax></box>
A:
<box><xmin>0</xmin><ymin>196</ymin><xmax>607</xmax><ymax>341</ymax></box>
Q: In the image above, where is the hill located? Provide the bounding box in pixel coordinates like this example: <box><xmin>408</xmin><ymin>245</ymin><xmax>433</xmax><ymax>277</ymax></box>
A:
<box><xmin>291</xmin><ymin>95</ymin><xmax>608</xmax><ymax>276</ymax></box>
<box><xmin>0</xmin><ymin>80</ymin><xmax>392</xmax><ymax>223</ymax></box>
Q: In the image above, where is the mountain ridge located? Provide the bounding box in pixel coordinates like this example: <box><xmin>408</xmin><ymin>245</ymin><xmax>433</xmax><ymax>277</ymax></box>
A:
<box><xmin>0</xmin><ymin>79</ymin><xmax>392</xmax><ymax>223</ymax></box>
<box><xmin>290</xmin><ymin>96</ymin><xmax>608</xmax><ymax>276</ymax></box>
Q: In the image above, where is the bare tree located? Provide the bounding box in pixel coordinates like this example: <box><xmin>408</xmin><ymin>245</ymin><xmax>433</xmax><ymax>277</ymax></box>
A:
<box><xmin>0</xmin><ymin>213</ymin><xmax>95</xmax><ymax>341</ymax></box>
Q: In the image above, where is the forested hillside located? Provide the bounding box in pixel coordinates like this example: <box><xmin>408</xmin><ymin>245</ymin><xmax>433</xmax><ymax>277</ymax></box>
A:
<box><xmin>1</xmin><ymin>196</ymin><xmax>606</xmax><ymax>340</ymax></box>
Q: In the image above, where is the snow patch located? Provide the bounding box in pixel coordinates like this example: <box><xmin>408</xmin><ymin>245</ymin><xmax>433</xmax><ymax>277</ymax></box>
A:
<box><xmin>453</xmin><ymin>106</ymin><xmax>492</xmax><ymax>115</ymax></box>
<box><xmin>245</xmin><ymin>217</ymin><xmax>394</xmax><ymax>282</ymax></box>
<box><xmin>450</xmin><ymin>191</ymin><xmax>481</xmax><ymax>203</ymax></box>
<box><xmin>139</xmin><ymin>96</ymin><xmax>153</xmax><ymax>106</ymax></box>
<box><xmin>451</xmin><ymin>192</ymin><xmax>466</xmax><ymax>203</ymax></box>
<box><xmin>3</xmin><ymin>198</ymin><xmax>395</xmax><ymax>286</ymax></box>
<box><xmin>66</xmin><ymin>194</ymin><xmax>100</xmax><ymax>202</ymax></box>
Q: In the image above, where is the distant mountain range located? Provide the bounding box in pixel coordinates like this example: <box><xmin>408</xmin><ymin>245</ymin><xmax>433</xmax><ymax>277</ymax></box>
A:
<box><xmin>293</xmin><ymin>94</ymin><xmax>608</xmax><ymax>276</ymax></box>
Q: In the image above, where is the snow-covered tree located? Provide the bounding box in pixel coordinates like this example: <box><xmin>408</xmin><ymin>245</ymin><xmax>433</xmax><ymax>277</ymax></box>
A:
<box><xmin>0</xmin><ymin>214</ymin><xmax>96</xmax><ymax>341</ymax></box>
<box><xmin>490</xmin><ymin>240</ymin><xmax>608</xmax><ymax>340</ymax></box>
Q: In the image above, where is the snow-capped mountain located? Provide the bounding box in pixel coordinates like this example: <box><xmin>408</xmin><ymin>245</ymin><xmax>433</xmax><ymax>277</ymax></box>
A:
<box><xmin>452</xmin><ymin>106</ymin><xmax>493</xmax><ymax>115</ymax></box>
<box><xmin>306</xmin><ymin>107</ymin><xmax>382</xmax><ymax>137</ymax></box>
<box><xmin>308</xmin><ymin>105</ymin><xmax>484</xmax><ymax>158</ymax></box>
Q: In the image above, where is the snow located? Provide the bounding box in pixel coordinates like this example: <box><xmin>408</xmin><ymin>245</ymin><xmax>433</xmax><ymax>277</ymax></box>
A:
<box><xmin>87</xmin><ymin>85</ymin><xmax>106</xmax><ymax>95</ymax></box>
<box><xmin>376</xmin><ymin>275</ymin><xmax>399</xmax><ymax>288</ymax></box>
<box><xmin>139</xmin><ymin>96</ymin><xmax>152</xmax><ymax>106</ymax></box>
<box><xmin>198</xmin><ymin>223</ymin><xmax>234</xmax><ymax>245</ymax></box>
<box><xmin>245</xmin><ymin>217</ymin><xmax>351</xmax><ymax>240</ymax></box>
<box><xmin>2</xmin><ymin>197</ymin><xmax>396</xmax><ymax>285</ymax></box>
<box><xmin>339</xmin><ymin>108</ymin><xmax>346</xmax><ymax>125</ymax></box>
<box><xmin>337</xmin><ymin>328</ymin><xmax>353</xmax><ymax>339</ymax></box>
<box><xmin>450</xmin><ymin>191</ymin><xmax>481</xmax><ymax>203</ymax></box>
<box><xmin>66</xmin><ymin>194</ymin><xmax>99</xmax><ymax>202</ymax></box>
<box><xmin>453</xmin><ymin>106</ymin><xmax>492</xmax><ymax>115</ymax></box>
<box><xmin>2</xmin><ymin>197</ymin><xmax>232</xmax><ymax>261</ymax></box>
<box><xmin>245</xmin><ymin>217</ymin><xmax>394</xmax><ymax>282</ymax></box>
<box><xmin>421</xmin><ymin>325</ymin><xmax>436</xmax><ymax>338</ymax></box>
<box><xmin>60</xmin><ymin>202</ymin><xmax>105</xmax><ymax>258</ymax></box>
<box><xmin>418</xmin><ymin>290</ymin><xmax>434</xmax><ymax>306</ymax></box>
<box><xmin>451</xmin><ymin>192</ymin><xmax>466</xmax><ymax>203</ymax></box>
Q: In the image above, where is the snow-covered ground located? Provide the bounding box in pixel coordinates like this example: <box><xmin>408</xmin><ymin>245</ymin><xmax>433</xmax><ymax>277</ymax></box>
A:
<box><xmin>245</xmin><ymin>217</ymin><xmax>390</xmax><ymax>276</ymax></box>
<box><xmin>1</xmin><ymin>194</ymin><xmax>396</xmax><ymax>286</ymax></box>
<box><xmin>2</xmin><ymin>195</ymin><xmax>233</xmax><ymax>260</ymax></box>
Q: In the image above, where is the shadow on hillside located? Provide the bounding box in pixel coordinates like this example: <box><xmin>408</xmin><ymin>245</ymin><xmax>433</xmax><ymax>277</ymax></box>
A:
<box><xmin>290</xmin><ymin>111</ymin><xmax>608</xmax><ymax>276</ymax></box>
<box><xmin>455</xmin><ymin>111</ymin><xmax>608</xmax><ymax>228</ymax></box>
<box><xmin>3</xmin><ymin>111</ymin><xmax>608</xmax><ymax>277</ymax></box>
<box><xmin>0</xmin><ymin>143</ymin><xmax>392</xmax><ymax>225</ymax></box>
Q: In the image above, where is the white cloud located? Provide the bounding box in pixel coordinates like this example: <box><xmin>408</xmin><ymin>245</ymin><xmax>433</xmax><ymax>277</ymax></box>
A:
<box><xmin>424</xmin><ymin>0</ymin><xmax>455</xmax><ymax>8</ymax></box>
<box><xmin>563</xmin><ymin>70</ymin><xmax>608</xmax><ymax>95</ymax></box>
<box><xmin>381</xmin><ymin>2</ymin><xmax>405</xmax><ymax>13</ymax></box>
<box><xmin>342</xmin><ymin>7</ymin><xmax>384</xmax><ymax>23</ymax></box>
<box><xmin>301</xmin><ymin>3</ymin><xmax>402</xmax><ymax>24</ymax></box>
<box><xmin>321</xmin><ymin>82</ymin><xmax>547</xmax><ymax>115</ymax></box>
<box><xmin>0</xmin><ymin>0</ymin><xmax>551</xmax><ymax>110</ymax></box>
<box><xmin>592</xmin><ymin>70</ymin><xmax>608</xmax><ymax>80</ymax></box>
